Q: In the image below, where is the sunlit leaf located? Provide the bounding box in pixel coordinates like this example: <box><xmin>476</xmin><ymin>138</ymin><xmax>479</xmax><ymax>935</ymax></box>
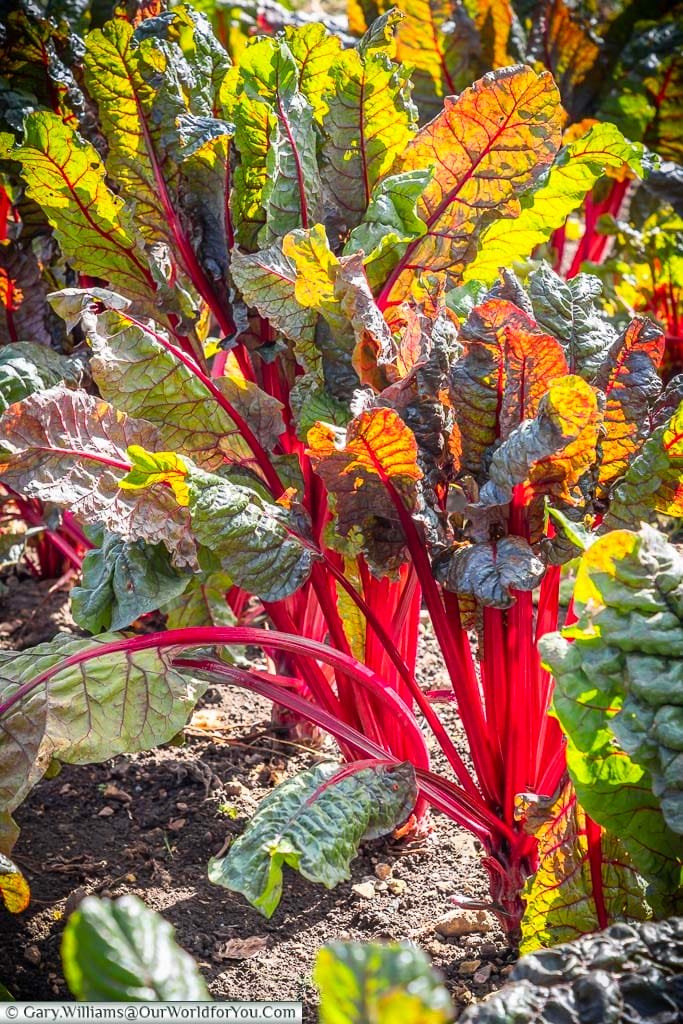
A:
<box><xmin>308</xmin><ymin>407</ymin><xmax>422</xmax><ymax>574</ymax></box>
<box><xmin>464</xmin><ymin>123</ymin><xmax>646</xmax><ymax>287</ymax></box>
<box><xmin>0</xmin><ymin>114</ymin><xmax>157</xmax><ymax>305</ymax></box>
<box><xmin>0</xmin><ymin>853</ymin><xmax>30</xmax><ymax>913</ymax></box>
<box><xmin>518</xmin><ymin>780</ymin><xmax>649</xmax><ymax>954</ymax></box>
<box><xmin>381</xmin><ymin>66</ymin><xmax>562</xmax><ymax>306</ymax></box>
<box><xmin>605</xmin><ymin>400</ymin><xmax>683</xmax><ymax>529</ymax></box>
<box><xmin>595</xmin><ymin>317</ymin><xmax>665</xmax><ymax>493</ymax></box>
<box><xmin>316</xmin><ymin>940</ymin><xmax>453</xmax><ymax>1024</ymax></box>
<box><xmin>321</xmin><ymin>31</ymin><xmax>416</xmax><ymax>231</ymax></box>
<box><xmin>449</xmin><ymin>298</ymin><xmax>568</xmax><ymax>477</ymax></box>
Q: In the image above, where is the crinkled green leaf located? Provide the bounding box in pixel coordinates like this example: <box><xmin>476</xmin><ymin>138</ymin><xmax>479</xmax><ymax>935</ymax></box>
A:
<box><xmin>445</xmin><ymin>536</ymin><xmax>545</xmax><ymax>609</ymax></box>
<box><xmin>0</xmin><ymin>113</ymin><xmax>157</xmax><ymax>305</ymax></box>
<box><xmin>62</xmin><ymin>895</ymin><xmax>210</xmax><ymax>1001</ymax></box>
<box><xmin>321</xmin><ymin>38</ymin><xmax>416</xmax><ymax>232</ymax></box>
<box><xmin>540</xmin><ymin>526</ymin><xmax>683</xmax><ymax>911</ymax></box>
<box><xmin>528</xmin><ymin>263</ymin><xmax>617</xmax><ymax>381</ymax></box>
<box><xmin>230</xmin><ymin>243</ymin><xmax>319</xmax><ymax>369</ymax></box>
<box><xmin>85</xmin><ymin>305</ymin><xmax>283</xmax><ymax>474</ymax></box>
<box><xmin>0</xmin><ymin>633</ymin><xmax>203</xmax><ymax>853</ymax></box>
<box><xmin>517</xmin><ymin>779</ymin><xmax>649</xmax><ymax>954</ymax></box>
<box><xmin>0</xmin><ymin>386</ymin><xmax>196</xmax><ymax>567</ymax></box>
<box><xmin>71</xmin><ymin>529</ymin><xmax>190</xmax><ymax>634</ymax></box>
<box><xmin>315</xmin><ymin>941</ymin><xmax>453</xmax><ymax>1024</ymax></box>
<box><xmin>464</xmin><ymin>123</ymin><xmax>646</xmax><ymax>287</ymax></box>
<box><xmin>208</xmin><ymin>760</ymin><xmax>416</xmax><ymax>918</ymax></box>
<box><xmin>345</xmin><ymin>169</ymin><xmax>432</xmax><ymax>292</ymax></box>
<box><xmin>0</xmin><ymin>342</ymin><xmax>81</xmax><ymax>414</ymax></box>
<box><xmin>187</xmin><ymin>465</ymin><xmax>318</xmax><ymax>601</ymax></box>
<box><xmin>605</xmin><ymin>400</ymin><xmax>683</xmax><ymax>529</ymax></box>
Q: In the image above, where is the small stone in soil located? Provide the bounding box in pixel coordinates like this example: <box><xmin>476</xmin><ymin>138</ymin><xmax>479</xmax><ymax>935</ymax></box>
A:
<box><xmin>97</xmin><ymin>806</ymin><xmax>115</xmax><ymax>817</ymax></box>
<box><xmin>374</xmin><ymin>862</ymin><xmax>392</xmax><ymax>881</ymax></box>
<box><xmin>473</xmin><ymin>965</ymin><xmax>492</xmax><ymax>984</ymax></box>
<box><xmin>479</xmin><ymin>941</ymin><xmax>497</xmax><ymax>957</ymax></box>
<box><xmin>168</xmin><ymin>818</ymin><xmax>186</xmax><ymax>831</ymax></box>
<box><xmin>434</xmin><ymin>910</ymin><xmax>491</xmax><ymax>937</ymax></box>
<box><xmin>458</xmin><ymin>960</ymin><xmax>481</xmax><ymax>976</ymax></box>
<box><xmin>24</xmin><ymin>945</ymin><xmax>41</xmax><ymax>965</ymax></box>
<box><xmin>387</xmin><ymin>878</ymin><xmax>407</xmax><ymax>895</ymax></box>
<box><xmin>352</xmin><ymin>881</ymin><xmax>376</xmax><ymax>900</ymax></box>
<box><xmin>500</xmin><ymin>964</ymin><xmax>515</xmax><ymax>976</ymax></box>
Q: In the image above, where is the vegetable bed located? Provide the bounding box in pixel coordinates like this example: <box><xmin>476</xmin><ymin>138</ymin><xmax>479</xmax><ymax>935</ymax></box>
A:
<box><xmin>1</xmin><ymin>582</ymin><xmax>511</xmax><ymax>1013</ymax></box>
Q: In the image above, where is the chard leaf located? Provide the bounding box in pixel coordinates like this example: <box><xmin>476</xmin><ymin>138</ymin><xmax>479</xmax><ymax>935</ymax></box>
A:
<box><xmin>85</xmin><ymin>306</ymin><xmax>284</xmax><ymax>473</ymax></box>
<box><xmin>308</xmin><ymin>407</ymin><xmax>422</xmax><ymax>574</ymax></box>
<box><xmin>478</xmin><ymin>376</ymin><xmax>600</xmax><ymax>510</ymax></box>
<box><xmin>0</xmin><ymin>386</ymin><xmax>196</xmax><ymax>567</ymax></box>
<box><xmin>321</xmin><ymin>38</ymin><xmax>416</xmax><ymax>232</ymax></box>
<box><xmin>540</xmin><ymin>527</ymin><xmax>683</xmax><ymax>911</ymax></box>
<box><xmin>345</xmin><ymin>169</ymin><xmax>432</xmax><ymax>292</ymax></box>
<box><xmin>0</xmin><ymin>113</ymin><xmax>156</xmax><ymax>305</ymax></box>
<box><xmin>464</xmin><ymin>124</ymin><xmax>646</xmax><ymax>287</ymax></box>
<box><xmin>518</xmin><ymin>780</ymin><xmax>649</xmax><ymax>954</ymax></box>
<box><xmin>232</xmin><ymin>37</ymin><xmax>322</xmax><ymax>246</ymax></box>
<box><xmin>0</xmin><ymin>633</ymin><xmax>203</xmax><ymax>853</ymax></box>
<box><xmin>230</xmin><ymin>244</ymin><xmax>318</xmax><ymax>369</ymax></box>
<box><xmin>0</xmin><ymin>342</ymin><xmax>81</xmax><ymax>414</ymax></box>
<box><xmin>382</xmin><ymin>66</ymin><xmax>562</xmax><ymax>305</ymax></box>
<box><xmin>449</xmin><ymin>299</ymin><xmax>568</xmax><ymax>478</ymax></box>
<box><xmin>595</xmin><ymin>317</ymin><xmax>665</xmax><ymax>494</ymax></box>
<box><xmin>0</xmin><ymin>853</ymin><xmax>30</xmax><ymax>913</ymax></box>
<box><xmin>445</xmin><ymin>536</ymin><xmax>545</xmax><ymax>608</ymax></box>
<box><xmin>600</xmin><ymin>10</ymin><xmax>683</xmax><ymax>163</ymax></box>
<box><xmin>315</xmin><ymin>941</ymin><xmax>453</xmax><ymax>1024</ymax></box>
<box><xmin>187</xmin><ymin>466</ymin><xmax>318</xmax><ymax>601</ymax></box>
<box><xmin>163</xmin><ymin>571</ymin><xmax>234</xmax><ymax>630</ymax></box>
<box><xmin>83</xmin><ymin>10</ymin><xmax>234</xmax><ymax>326</ymax></box>
<box><xmin>388</xmin><ymin>0</ymin><xmax>482</xmax><ymax>121</ymax></box>
<box><xmin>528</xmin><ymin>263</ymin><xmax>617</xmax><ymax>381</ymax></box>
<box><xmin>62</xmin><ymin>895</ymin><xmax>210</xmax><ymax>1001</ymax></box>
<box><xmin>208</xmin><ymin>760</ymin><xmax>416</xmax><ymax>918</ymax></box>
<box><xmin>71</xmin><ymin>531</ymin><xmax>190</xmax><ymax>634</ymax></box>
<box><xmin>526</xmin><ymin>0</ymin><xmax>600</xmax><ymax>116</ymax></box>
<box><xmin>284</xmin><ymin>23</ymin><xmax>342</xmax><ymax>124</ymax></box>
<box><xmin>605</xmin><ymin>401</ymin><xmax>683</xmax><ymax>530</ymax></box>
<box><xmin>460</xmin><ymin>918</ymin><xmax>683</xmax><ymax>1023</ymax></box>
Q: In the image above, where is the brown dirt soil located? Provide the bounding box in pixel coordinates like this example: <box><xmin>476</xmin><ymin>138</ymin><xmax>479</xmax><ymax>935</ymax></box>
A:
<box><xmin>1</xmin><ymin>574</ymin><xmax>513</xmax><ymax>1018</ymax></box>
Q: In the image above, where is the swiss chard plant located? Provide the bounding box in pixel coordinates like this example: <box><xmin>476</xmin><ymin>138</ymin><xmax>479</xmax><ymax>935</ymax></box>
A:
<box><xmin>0</xmin><ymin>0</ymin><xmax>681</xmax><ymax>952</ymax></box>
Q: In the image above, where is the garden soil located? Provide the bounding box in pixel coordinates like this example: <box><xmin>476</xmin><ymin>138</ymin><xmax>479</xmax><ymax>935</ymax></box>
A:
<box><xmin>1</xmin><ymin>574</ymin><xmax>513</xmax><ymax>1018</ymax></box>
